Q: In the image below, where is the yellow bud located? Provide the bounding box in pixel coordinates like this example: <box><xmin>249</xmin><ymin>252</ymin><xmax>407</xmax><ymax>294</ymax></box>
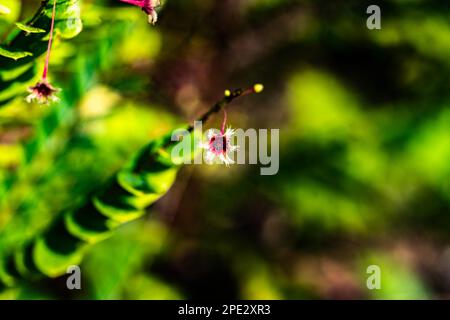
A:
<box><xmin>224</xmin><ymin>89</ymin><xmax>231</xmax><ymax>97</ymax></box>
<box><xmin>253</xmin><ymin>84</ymin><xmax>264</xmax><ymax>93</ymax></box>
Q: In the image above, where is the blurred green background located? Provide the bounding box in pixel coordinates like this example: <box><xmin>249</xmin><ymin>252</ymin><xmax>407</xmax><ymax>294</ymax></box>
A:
<box><xmin>1</xmin><ymin>0</ymin><xmax>450</xmax><ymax>299</ymax></box>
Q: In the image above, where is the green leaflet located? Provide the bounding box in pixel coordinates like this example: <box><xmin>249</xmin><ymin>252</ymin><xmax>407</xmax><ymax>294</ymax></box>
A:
<box><xmin>33</xmin><ymin>236</ymin><xmax>86</xmax><ymax>278</ymax></box>
<box><xmin>0</xmin><ymin>45</ymin><xmax>32</xmax><ymax>60</ymax></box>
<box><xmin>15</xmin><ymin>23</ymin><xmax>45</xmax><ymax>34</ymax></box>
<box><xmin>0</xmin><ymin>0</ymin><xmax>82</xmax><ymax>106</ymax></box>
<box><xmin>0</xmin><ymin>133</ymin><xmax>181</xmax><ymax>283</ymax></box>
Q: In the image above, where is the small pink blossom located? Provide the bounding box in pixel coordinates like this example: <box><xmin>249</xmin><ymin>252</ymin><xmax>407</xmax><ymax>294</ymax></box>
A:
<box><xmin>200</xmin><ymin>127</ymin><xmax>239</xmax><ymax>166</ymax></box>
<box><xmin>199</xmin><ymin>108</ymin><xmax>239</xmax><ymax>166</ymax></box>
<box><xmin>26</xmin><ymin>0</ymin><xmax>59</xmax><ymax>105</ymax></box>
<box><xmin>120</xmin><ymin>0</ymin><xmax>160</xmax><ymax>25</ymax></box>
<box><xmin>26</xmin><ymin>80</ymin><xmax>60</xmax><ymax>104</ymax></box>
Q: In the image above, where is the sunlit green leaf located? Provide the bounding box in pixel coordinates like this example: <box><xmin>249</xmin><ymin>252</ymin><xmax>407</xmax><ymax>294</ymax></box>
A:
<box><xmin>15</xmin><ymin>23</ymin><xmax>46</xmax><ymax>34</ymax></box>
<box><xmin>0</xmin><ymin>45</ymin><xmax>32</xmax><ymax>60</ymax></box>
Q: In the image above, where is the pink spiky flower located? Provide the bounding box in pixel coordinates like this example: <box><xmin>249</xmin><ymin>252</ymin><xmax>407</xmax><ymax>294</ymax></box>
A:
<box><xmin>200</xmin><ymin>109</ymin><xmax>239</xmax><ymax>166</ymax></box>
<box><xmin>119</xmin><ymin>0</ymin><xmax>160</xmax><ymax>25</ymax></box>
<box><xmin>26</xmin><ymin>80</ymin><xmax>60</xmax><ymax>104</ymax></box>
<box><xmin>26</xmin><ymin>0</ymin><xmax>60</xmax><ymax>104</ymax></box>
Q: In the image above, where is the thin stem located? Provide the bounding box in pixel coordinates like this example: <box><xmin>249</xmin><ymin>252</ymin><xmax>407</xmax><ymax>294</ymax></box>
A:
<box><xmin>42</xmin><ymin>0</ymin><xmax>57</xmax><ymax>80</ymax></box>
<box><xmin>221</xmin><ymin>108</ymin><xmax>227</xmax><ymax>135</ymax></box>
<box><xmin>162</xmin><ymin>84</ymin><xmax>263</xmax><ymax>148</ymax></box>
<box><xmin>187</xmin><ymin>84</ymin><xmax>262</xmax><ymax>133</ymax></box>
